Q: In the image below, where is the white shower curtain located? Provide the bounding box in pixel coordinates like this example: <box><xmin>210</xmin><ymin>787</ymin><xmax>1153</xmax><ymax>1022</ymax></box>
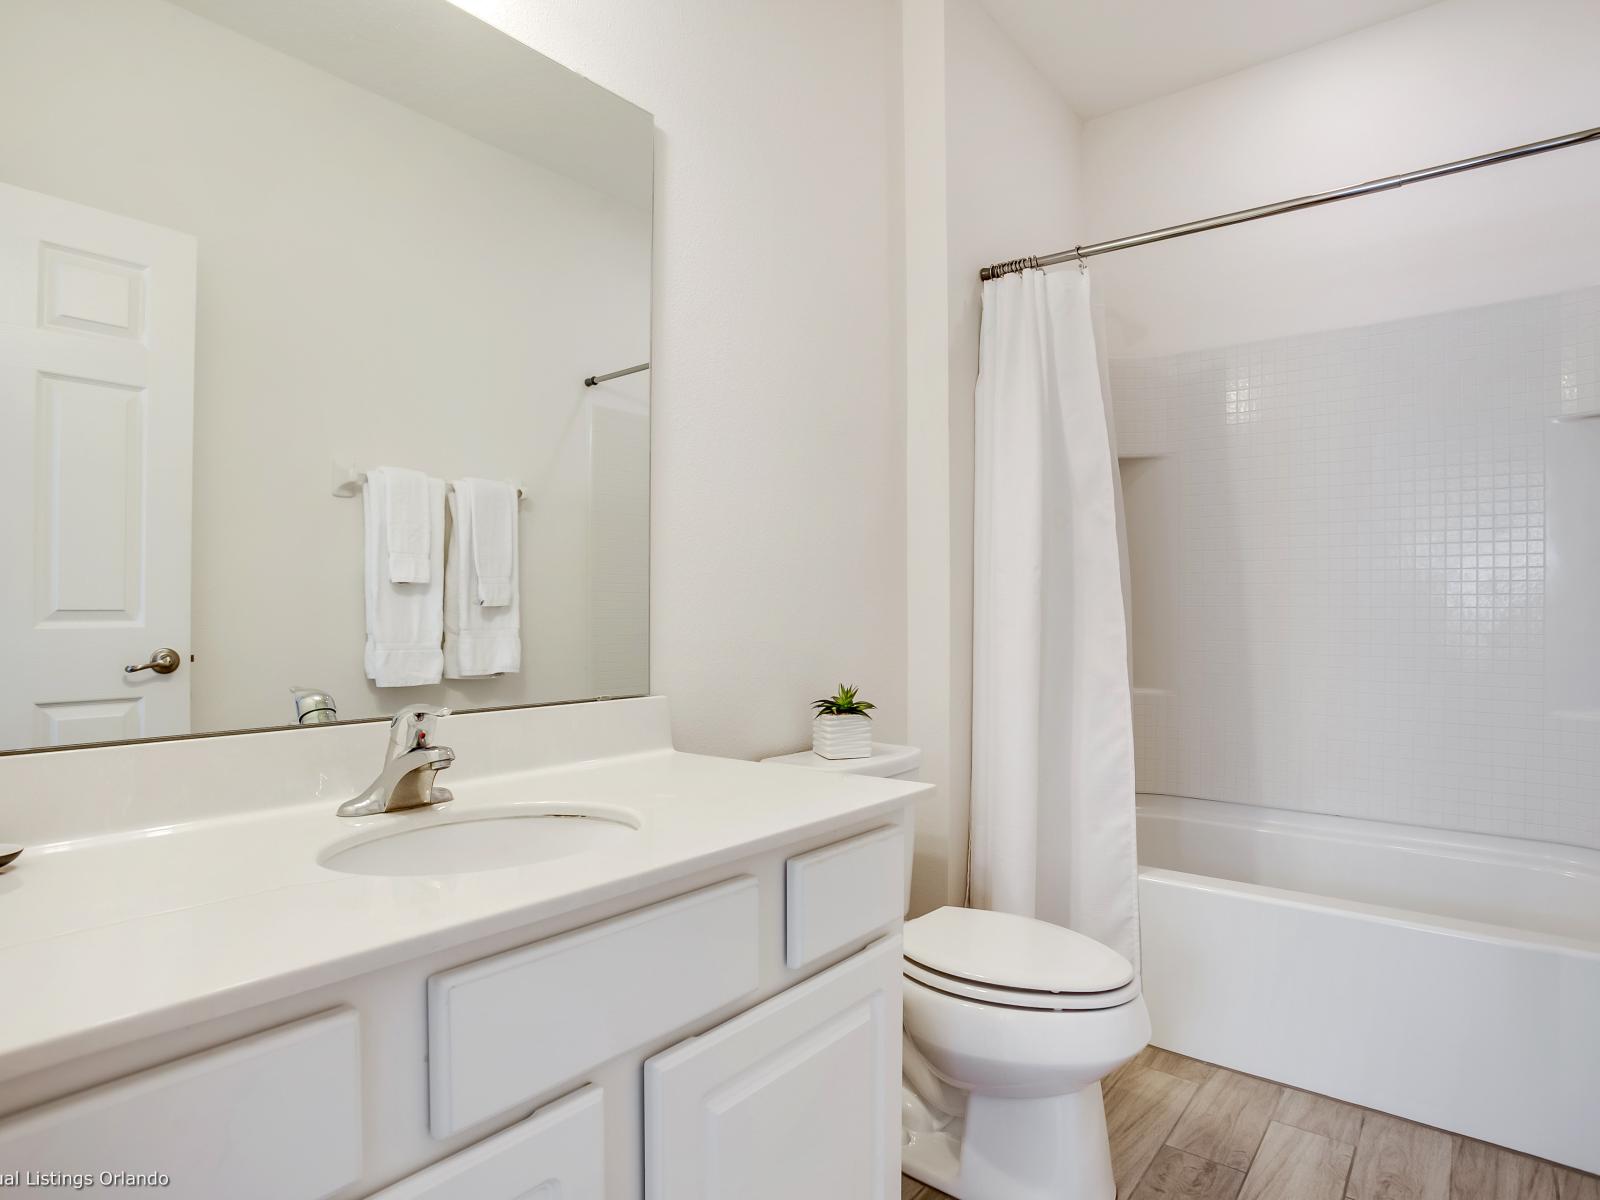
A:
<box><xmin>970</xmin><ymin>266</ymin><xmax>1139</xmax><ymax>970</ymax></box>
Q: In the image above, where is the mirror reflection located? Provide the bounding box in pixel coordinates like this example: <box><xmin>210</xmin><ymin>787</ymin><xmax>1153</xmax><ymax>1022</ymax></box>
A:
<box><xmin>0</xmin><ymin>0</ymin><xmax>653</xmax><ymax>753</ymax></box>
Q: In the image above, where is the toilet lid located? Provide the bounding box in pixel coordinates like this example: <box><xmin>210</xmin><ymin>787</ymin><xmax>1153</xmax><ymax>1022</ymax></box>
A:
<box><xmin>903</xmin><ymin>906</ymin><xmax>1135</xmax><ymax>994</ymax></box>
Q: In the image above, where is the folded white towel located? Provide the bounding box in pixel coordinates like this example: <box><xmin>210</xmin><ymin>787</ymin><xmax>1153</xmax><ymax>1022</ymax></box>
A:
<box><xmin>458</xmin><ymin>478</ymin><xmax>517</xmax><ymax>608</ymax></box>
<box><xmin>444</xmin><ymin>479</ymin><xmax>521</xmax><ymax>678</ymax></box>
<box><xmin>377</xmin><ymin>466</ymin><xmax>431</xmax><ymax>584</ymax></box>
<box><xmin>363</xmin><ymin>470</ymin><xmax>445</xmax><ymax>687</ymax></box>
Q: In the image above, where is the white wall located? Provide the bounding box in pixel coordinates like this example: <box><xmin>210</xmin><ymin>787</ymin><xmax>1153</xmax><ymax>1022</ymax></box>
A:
<box><xmin>903</xmin><ymin>0</ymin><xmax>1084</xmax><ymax>910</ymax></box>
<box><xmin>455</xmin><ymin>0</ymin><xmax>909</xmax><ymax>759</ymax></box>
<box><xmin>1084</xmin><ymin>0</ymin><xmax>1600</xmax><ymax>359</ymax></box>
<box><xmin>1089</xmin><ymin>0</ymin><xmax>1600</xmax><ymax>849</ymax></box>
<box><xmin>0</xmin><ymin>0</ymin><xmax>651</xmax><ymax>733</ymax></box>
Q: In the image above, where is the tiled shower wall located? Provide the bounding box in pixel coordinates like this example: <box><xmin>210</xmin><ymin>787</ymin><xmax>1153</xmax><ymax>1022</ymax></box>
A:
<box><xmin>1113</xmin><ymin>287</ymin><xmax>1600</xmax><ymax>850</ymax></box>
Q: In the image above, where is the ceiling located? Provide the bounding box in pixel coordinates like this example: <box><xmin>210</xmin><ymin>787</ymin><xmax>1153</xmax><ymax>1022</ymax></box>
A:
<box><xmin>973</xmin><ymin>0</ymin><xmax>1442</xmax><ymax>117</ymax></box>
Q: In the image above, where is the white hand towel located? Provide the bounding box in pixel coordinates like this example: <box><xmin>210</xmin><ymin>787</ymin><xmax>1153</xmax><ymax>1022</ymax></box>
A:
<box><xmin>377</xmin><ymin>466</ymin><xmax>431</xmax><ymax>583</ymax></box>
<box><xmin>363</xmin><ymin>471</ymin><xmax>445</xmax><ymax>687</ymax></box>
<box><xmin>460</xmin><ymin>478</ymin><xmax>517</xmax><ymax>607</ymax></box>
<box><xmin>444</xmin><ymin>480</ymin><xmax>521</xmax><ymax>678</ymax></box>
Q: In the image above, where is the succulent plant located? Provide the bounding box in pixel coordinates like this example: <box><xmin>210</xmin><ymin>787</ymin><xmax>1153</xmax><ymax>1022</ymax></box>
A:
<box><xmin>812</xmin><ymin>684</ymin><xmax>876</xmax><ymax>719</ymax></box>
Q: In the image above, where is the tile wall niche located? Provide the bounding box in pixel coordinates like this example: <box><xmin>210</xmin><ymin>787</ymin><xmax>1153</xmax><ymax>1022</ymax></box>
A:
<box><xmin>1114</xmin><ymin>286</ymin><xmax>1600</xmax><ymax>850</ymax></box>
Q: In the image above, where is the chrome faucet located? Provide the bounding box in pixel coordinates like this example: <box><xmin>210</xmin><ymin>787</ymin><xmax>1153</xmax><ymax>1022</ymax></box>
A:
<box><xmin>338</xmin><ymin>705</ymin><xmax>455</xmax><ymax>818</ymax></box>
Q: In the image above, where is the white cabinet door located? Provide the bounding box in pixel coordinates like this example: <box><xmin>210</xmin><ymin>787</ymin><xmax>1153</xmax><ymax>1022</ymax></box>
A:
<box><xmin>644</xmin><ymin>935</ymin><xmax>902</xmax><ymax>1200</ymax></box>
<box><xmin>0</xmin><ymin>181</ymin><xmax>196</xmax><ymax>750</ymax></box>
<box><xmin>371</xmin><ymin>1086</ymin><xmax>603</xmax><ymax>1200</ymax></box>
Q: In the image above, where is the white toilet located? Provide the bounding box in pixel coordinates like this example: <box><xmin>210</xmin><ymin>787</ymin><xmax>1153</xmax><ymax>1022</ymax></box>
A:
<box><xmin>900</xmin><ymin>906</ymin><xmax>1149</xmax><ymax>1200</ymax></box>
<box><xmin>762</xmin><ymin>743</ymin><xmax>1150</xmax><ymax>1200</ymax></box>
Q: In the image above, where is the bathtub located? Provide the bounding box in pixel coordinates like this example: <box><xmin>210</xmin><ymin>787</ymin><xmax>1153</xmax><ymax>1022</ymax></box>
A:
<box><xmin>1136</xmin><ymin>794</ymin><xmax>1600</xmax><ymax>1174</ymax></box>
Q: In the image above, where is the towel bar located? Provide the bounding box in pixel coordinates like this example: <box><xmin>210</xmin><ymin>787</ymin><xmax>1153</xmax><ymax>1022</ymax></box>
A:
<box><xmin>331</xmin><ymin>463</ymin><xmax>524</xmax><ymax>501</ymax></box>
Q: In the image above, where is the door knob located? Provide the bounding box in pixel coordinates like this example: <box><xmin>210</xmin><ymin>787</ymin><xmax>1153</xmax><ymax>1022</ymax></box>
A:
<box><xmin>125</xmin><ymin>648</ymin><xmax>182</xmax><ymax>675</ymax></box>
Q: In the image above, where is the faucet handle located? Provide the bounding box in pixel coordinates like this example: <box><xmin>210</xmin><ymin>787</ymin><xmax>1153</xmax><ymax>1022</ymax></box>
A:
<box><xmin>388</xmin><ymin>704</ymin><xmax>452</xmax><ymax>752</ymax></box>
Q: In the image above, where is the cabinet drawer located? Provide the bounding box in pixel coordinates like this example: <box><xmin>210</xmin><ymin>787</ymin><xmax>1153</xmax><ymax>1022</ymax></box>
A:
<box><xmin>0</xmin><ymin>1010</ymin><xmax>361</xmax><ymax>1200</ymax></box>
<box><xmin>785</xmin><ymin>827</ymin><xmax>904</xmax><ymax>968</ymax></box>
<box><xmin>428</xmin><ymin>877</ymin><xmax>760</xmax><ymax>1137</ymax></box>
<box><xmin>372</xmin><ymin>1085</ymin><xmax>603</xmax><ymax>1200</ymax></box>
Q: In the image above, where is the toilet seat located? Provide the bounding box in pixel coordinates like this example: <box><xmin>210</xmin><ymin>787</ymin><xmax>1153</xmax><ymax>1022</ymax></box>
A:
<box><xmin>903</xmin><ymin>958</ymin><xmax>1141</xmax><ymax>1011</ymax></box>
<box><xmin>903</xmin><ymin>905</ymin><xmax>1138</xmax><ymax>1012</ymax></box>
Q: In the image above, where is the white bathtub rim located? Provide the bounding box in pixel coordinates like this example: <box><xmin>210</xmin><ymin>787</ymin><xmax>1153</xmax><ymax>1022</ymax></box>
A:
<box><xmin>1137</xmin><ymin>792</ymin><xmax>1600</xmax><ymax>880</ymax></box>
<box><xmin>1138</xmin><ymin>865</ymin><xmax>1600</xmax><ymax>960</ymax></box>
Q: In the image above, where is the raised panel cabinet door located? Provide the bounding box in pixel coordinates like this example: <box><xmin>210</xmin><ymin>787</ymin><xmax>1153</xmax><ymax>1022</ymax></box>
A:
<box><xmin>0</xmin><ymin>180</ymin><xmax>196</xmax><ymax>751</ymax></box>
<box><xmin>643</xmin><ymin>935</ymin><xmax>902</xmax><ymax>1200</ymax></box>
<box><xmin>370</xmin><ymin>1085</ymin><xmax>603</xmax><ymax>1200</ymax></box>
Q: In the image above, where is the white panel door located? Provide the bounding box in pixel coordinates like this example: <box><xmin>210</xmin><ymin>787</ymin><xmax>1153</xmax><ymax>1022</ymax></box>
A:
<box><xmin>0</xmin><ymin>181</ymin><xmax>196</xmax><ymax>749</ymax></box>
<box><xmin>644</xmin><ymin>935</ymin><xmax>902</xmax><ymax>1200</ymax></box>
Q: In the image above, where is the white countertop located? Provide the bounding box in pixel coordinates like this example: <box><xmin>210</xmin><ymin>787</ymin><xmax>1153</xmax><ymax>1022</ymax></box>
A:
<box><xmin>0</xmin><ymin>701</ymin><xmax>921</xmax><ymax>1083</ymax></box>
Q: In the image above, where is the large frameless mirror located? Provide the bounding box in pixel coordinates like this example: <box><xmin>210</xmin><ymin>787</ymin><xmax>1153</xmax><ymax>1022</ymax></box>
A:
<box><xmin>0</xmin><ymin>0</ymin><xmax>653</xmax><ymax>753</ymax></box>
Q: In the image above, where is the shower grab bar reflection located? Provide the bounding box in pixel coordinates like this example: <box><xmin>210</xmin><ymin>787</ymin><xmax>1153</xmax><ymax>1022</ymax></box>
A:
<box><xmin>584</xmin><ymin>362</ymin><xmax>650</xmax><ymax>387</ymax></box>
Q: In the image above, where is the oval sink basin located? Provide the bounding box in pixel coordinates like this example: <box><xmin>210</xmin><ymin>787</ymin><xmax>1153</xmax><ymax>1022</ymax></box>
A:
<box><xmin>320</xmin><ymin>809</ymin><xmax>638</xmax><ymax>876</ymax></box>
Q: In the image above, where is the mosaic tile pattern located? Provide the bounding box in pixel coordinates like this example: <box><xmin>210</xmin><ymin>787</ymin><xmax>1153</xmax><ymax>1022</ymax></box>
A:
<box><xmin>1113</xmin><ymin>288</ymin><xmax>1600</xmax><ymax>849</ymax></box>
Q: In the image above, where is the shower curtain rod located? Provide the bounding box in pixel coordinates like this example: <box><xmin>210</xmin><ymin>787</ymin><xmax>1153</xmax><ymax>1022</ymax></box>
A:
<box><xmin>979</xmin><ymin>124</ymin><xmax>1600</xmax><ymax>281</ymax></box>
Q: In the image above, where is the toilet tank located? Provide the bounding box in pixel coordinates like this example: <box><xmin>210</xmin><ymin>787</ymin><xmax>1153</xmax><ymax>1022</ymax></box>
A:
<box><xmin>759</xmin><ymin>743</ymin><xmax>924</xmax><ymax>912</ymax></box>
<box><xmin>760</xmin><ymin>743</ymin><xmax>922</xmax><ymax>782</ymax></box>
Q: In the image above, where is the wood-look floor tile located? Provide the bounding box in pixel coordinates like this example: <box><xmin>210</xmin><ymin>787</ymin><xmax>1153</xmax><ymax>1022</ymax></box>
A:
<box><xmin>1274</xmin><ymin>1088</ymin><xmax>1364</xmax><ymax>1147</ymax></box>
<box><xmin>1238</xmin><ymin>1121</ymin><xmax>1354</xmax><ymax>1200</ymax></box>
<box><xmin>1131</xmin><ymin>1145</ymin><xmax>1246</xmax><ymax>1200</ymax></box>
<box><xmin>1450</xmin><ymin>1138</ymin><xmax>1558</xmax><ymax>1200</ymax></box>
<box><xmin>1555</xmin><ymin>1166</ymin><xmax>1600</xmax><ymax>1200</ymax></box>
<box><xmin>1346</xmin><ymin>1111</ymin><xmax>1452</xmax><ymax>1200</ymax></box>
<box><xmin>1141</xmin><ymin>1046</ymin><xmax>1218</xmax><ymax>1085</ymax></box>
<box><xmin>1167</xmin><ymin>1068</ymin><xmax>1284</xmax><ymax>1172</ymax></box>
<box><xmin>904</xmin><ymin>1047</ymin><xmax>1597</xmax><ymax>1200</ymax></box>
<box><xmin>1106</xmin><ymin>1055</ymin><xmax>1139</xmax><ymax>1096</ymax></box>
<box><xmin>1105</xmin><ymin>1064</ymin><xmax>1201</xmax><ymax>1196</ymax></box>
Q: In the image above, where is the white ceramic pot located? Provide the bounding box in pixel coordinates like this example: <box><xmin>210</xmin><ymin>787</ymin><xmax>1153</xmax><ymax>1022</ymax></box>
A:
<box><xmin>812</xmin><ymin>713</ymin><xmax>872</xmax><ymax>760</ymax></box>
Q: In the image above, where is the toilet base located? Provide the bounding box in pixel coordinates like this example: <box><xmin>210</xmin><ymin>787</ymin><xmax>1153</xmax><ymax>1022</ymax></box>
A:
<box><xmin>902</xmin><ymin>1081</ymin><xmax>1115</xmax><ymax>1200</ymax></box>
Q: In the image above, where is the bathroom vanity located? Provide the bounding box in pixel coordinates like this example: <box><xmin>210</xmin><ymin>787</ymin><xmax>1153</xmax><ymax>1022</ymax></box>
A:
<box><xmin>0</xmin><ymin>698</ymin><xmax>922</xmax><ymax>1198</ymax></box>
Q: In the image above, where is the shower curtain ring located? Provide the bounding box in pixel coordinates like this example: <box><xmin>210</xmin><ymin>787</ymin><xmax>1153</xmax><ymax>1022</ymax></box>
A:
<box><xmin>1073</xmin><ymin>247</ymin><xmax>1087</xmax><ymax>274</ymax></box>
